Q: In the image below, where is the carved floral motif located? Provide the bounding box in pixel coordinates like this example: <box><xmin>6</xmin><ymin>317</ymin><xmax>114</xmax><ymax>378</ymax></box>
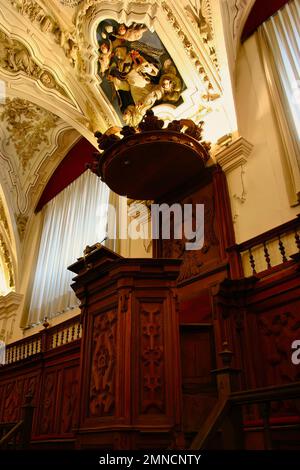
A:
<box><xmin>0</xmin><ymin>98</ymin><xmax>60</xmax><ymax>170</ymax></box>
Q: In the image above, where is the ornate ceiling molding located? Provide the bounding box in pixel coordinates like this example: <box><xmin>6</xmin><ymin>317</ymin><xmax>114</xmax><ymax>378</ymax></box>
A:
<box><xmin>8</xmin><ymin>0</ymin><xmax>80</xmax><ymax>70</ymax></box>
<box><xmin>0</xmin><ymin>197</ymin><xmax>10</xmax><ymax>238</ymax></box>
<box><xmin>163</xmin><ymin>0</ymin><xmax>220</xmax><ymax>90</ymax></box>
<box><xmin>225</xmin><ymin>0</ymin><xmax>256</xmax><ymax>60</ymax></box>
<box><xmin>0</xmin><ymin>232</ymin><xmax>14</xmax><ymax>289</ymax></box>
<box><xmin>0</xmin><ymin>29</ymin><xmax>68</xmax><ymax>97</ymax></box>
<box><xmin>0</xmin><ymin>98</ymin><xmax>60</xmax><ymax>171</ymax></box>
<box><xmin>0</xmin><ymin>97</ymin><xmax>79</xmax><ymax>215</ymax></box>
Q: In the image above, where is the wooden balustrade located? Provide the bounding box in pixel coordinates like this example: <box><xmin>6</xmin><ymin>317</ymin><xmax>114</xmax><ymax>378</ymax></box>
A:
<box><xmin>228</xmin><ymin>215</ymin><xmax>300</xmax><ymax>276</ymax></box>
<box><xmin>4</xmin><ymin>315</ymin><xmax>81</xmax><ymax>365</ymax></box>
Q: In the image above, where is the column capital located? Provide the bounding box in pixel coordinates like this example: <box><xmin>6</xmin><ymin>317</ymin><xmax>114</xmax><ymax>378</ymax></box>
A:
<box><xmin>215</xmin><ymin>136</ymin><xmax>253</xmax><ymax>173</ymax></box>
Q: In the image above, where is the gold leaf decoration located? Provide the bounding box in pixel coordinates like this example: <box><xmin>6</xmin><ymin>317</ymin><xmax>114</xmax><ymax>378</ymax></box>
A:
<box><xmin>0</xmin><ymin>98</ymin><xmax>60</xmax><ymax>170</ymax></box>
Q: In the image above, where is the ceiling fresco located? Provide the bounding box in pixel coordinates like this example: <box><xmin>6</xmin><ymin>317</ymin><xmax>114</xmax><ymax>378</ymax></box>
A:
<box><xmin>97</xmin><ymin>19</ymin><xmax>184</xmax><ymax>127</ymax></box>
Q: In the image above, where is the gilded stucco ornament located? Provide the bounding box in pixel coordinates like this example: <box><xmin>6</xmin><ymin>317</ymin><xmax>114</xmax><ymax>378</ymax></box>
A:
<box><xmin>0</xmin><ymin>233</ymin><xmax>14</xmax><ymax>288</ymax></box>
<box><xmin>8</xmin><ymin>0</ymin><xmax>80</xmax><ymax>70</ymax></box>
<box><xmin>15</xmin><ymin>213</ymin><xmax>28</xmax><ymax>241</ymax></box>
<box><xmin>0</xmin><ymin>30</ymin><xmax>68</xmax><ymax>97</ymax></box>
<box><xmin>0</xmin><ymin>198</ymin><xmax>10</xmax><ymax>237</ymax></box>
<box><xmin>184</xmin><ymin>0</ymin><xmax>218</xmax><ymax>69</ymax></box>
<box><xmin>161</xmin><ymin>2</ymin><xmax>219</xmax><ymax>101</ymax></box>
<box><xmin>0</xmin><ymin>98</ymin><xmax>60</xmax><ymax>171</ymax></box>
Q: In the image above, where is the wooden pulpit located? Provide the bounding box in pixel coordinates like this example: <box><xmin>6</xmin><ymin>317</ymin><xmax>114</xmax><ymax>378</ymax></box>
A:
<box><xmin>69</xmin><ymin>245</ymin><xmax>182</xmax><ymax>449</ymax></box>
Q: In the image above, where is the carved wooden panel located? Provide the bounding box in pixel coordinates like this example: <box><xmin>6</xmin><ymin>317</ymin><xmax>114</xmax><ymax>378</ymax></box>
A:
<box><xmin>139</xmin><ymin>303</ymin><xmax>165</xmax><ymax>415</ymax></box>
<box><xmin>160</xmin><ymin>182</ymin><xmax>220</xmax><ymax>283</ymax></box>
<box><xmin>60</xmin><ymin>365</ymin><xmax>80</xmax><ymax>434</ymax></box>
<box><xmin>257</xmin><ymin>308</ymin><xmax>300</xmax><ymax>385</ymax></box>
<box><xmin>89</xmin><ymin>310</ymin><xmax>117</xmax><ymax>418</ymax></box>
<box><xmin>2</xmin><ymin>380</ymin><xmax>22</xmax><ymax>423</ymax></box>
<box><xmin>39</xmin><ymin>371</ymin><xmax>58</xmax><ymax>435</ymax></box>
<box><xmin>180</xmin><ymin>325</ymin><xmax>217</xmax><ymax>432</ymax></box>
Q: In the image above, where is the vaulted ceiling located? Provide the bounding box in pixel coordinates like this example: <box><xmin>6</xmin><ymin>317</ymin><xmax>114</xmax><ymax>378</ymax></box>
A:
<box><xmin>0</xmin><ymin>0</ymin><xmax>255</xmax><ymax>290</ymax></box>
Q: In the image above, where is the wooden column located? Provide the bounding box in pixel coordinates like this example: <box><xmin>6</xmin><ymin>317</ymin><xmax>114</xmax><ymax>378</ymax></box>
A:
<box><xmin>69</xmin><ymin>246</ymin><xmax>182</xmax><ymax>450</ymax></box>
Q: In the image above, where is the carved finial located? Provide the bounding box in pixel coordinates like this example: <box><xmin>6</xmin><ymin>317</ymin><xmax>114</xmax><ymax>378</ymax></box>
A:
<box><xmin>42</xmin><ymin>317</ymin><xmax>50</xmax><ymax>329</ymax></box>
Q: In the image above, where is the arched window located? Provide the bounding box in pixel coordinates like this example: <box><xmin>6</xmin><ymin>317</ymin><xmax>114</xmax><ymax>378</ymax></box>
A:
<box><xmin>28</xmin><ymin>170</ymin><xmax>109</xmax><ymax>326</ymax></box>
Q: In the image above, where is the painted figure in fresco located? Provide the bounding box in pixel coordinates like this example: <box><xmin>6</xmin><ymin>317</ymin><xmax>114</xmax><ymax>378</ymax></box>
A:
<box><xmin>123</xmin><ymin>59</ymin><xmax>182</xmax><ymax>126</ymax></box>
<box><xmin>114</xmin><ymin>23</ymin><xmax>148</xmax><ymax>42</ymax></box>
<box><xmin>97</xmin><ymin>20</ymin><xmax>183</xmax><ymax>126</ymax></box>
<box><xmin>98</xmin><ymin>40</ymin><xmax>113</xmax><ymax>75</ymax></box>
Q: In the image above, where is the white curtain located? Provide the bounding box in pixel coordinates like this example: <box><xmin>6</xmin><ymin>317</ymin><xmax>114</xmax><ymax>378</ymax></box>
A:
<box><xmin>257</xmin><ymin>0</ymin><xmax>300</xmax><ymax>204</ymax></box>
<box><xmin>28</xmin><ymin>170</ymin><xmax>109</xmax><ymax>325</ymax></box>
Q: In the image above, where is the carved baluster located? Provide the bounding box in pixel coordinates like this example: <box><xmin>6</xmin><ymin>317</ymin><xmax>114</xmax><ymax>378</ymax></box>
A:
<box><xmin>295</xmin><ymin>230</ymin><xmax>300</xmax><ymax>252</ymax></box>
<box><xmin>278</xmin><ymin>236</ymin><xmax>287</xmax><ymax>262</ymax></box>
<box><xmin>263</xmin><ymin>242</ymin><xmax>271</xmax><ymax>270</ymax></box>
<box><xmin>71</xmin><ymin>323</ymin><xmax>75</xmax><ymax>342</ymax></box>
<box><xmin>55</xmin><ymin>331</ymin><xmax>59</xmax><ymax>348</ymax></box>
<box><xmin>6</xmin><ymin>348</ymin><xmax>9</xmax><ymax>364</ymax></box>
<box><xmin>65</xmin><ymin>327</ymin><xmax>70</xmax><ymax>344</ymax></box>
<box><xmin>60</xmin><ymin>329</ymin><xmax>64</xmax><ymax>346</ymax></box>
<box><xmin>77</xmin><ymin>323</ymin><xmax>81</xmax><ymax>339</ymax></box>
<box><xmin>248</xmin><ymin>247</ymin><xmax>256</xmax><ymax>274</ymax></box>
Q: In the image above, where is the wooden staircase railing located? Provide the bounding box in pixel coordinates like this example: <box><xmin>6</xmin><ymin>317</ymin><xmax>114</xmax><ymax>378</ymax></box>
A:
<box><xmin>0</xmin><ymin>393</ymin><xmax>34</xmax><ymax>450</ymax></box>
<box><xmin>227</xmin><ymin>214</ymin><xmax>300</xmax><ymax>276</ymax></box>
<box><xmin>190</xmin><ymin>382</ymin><xmax>300</xmax><ymax>450</ymax></box>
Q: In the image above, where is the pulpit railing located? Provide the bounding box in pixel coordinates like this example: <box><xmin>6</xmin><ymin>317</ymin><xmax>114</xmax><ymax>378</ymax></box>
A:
<box><xmin>4</xmin><ymin>315</ymin><xmax>82</xmax><ymax>365</ymax></box>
